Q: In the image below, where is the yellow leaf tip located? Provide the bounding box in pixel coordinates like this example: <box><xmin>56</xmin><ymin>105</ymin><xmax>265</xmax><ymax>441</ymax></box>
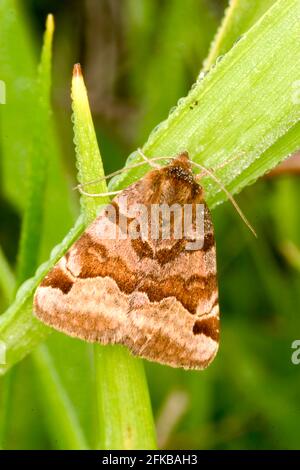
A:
<box><xmin>46</xmin><ymin>14</ymin><xmax>55</xmax><ymax>34</ymax></box>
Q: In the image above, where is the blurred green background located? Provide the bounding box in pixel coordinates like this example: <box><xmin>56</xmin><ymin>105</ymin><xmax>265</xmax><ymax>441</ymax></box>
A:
<box><xmin>1</xmin><ymin>0</ymin><xmax>300</xmax><ymax>450</ymax></box>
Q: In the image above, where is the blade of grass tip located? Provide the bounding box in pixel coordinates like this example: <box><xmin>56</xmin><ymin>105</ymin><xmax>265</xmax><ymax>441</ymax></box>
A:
<box><xmin>12</xmin><ymin>16</ymin><xmax>90</xmax><ymax>450</ymax></box>
<box><xmin>71</xmin><ymin>64</ymin><xmax>156</xmax><ymax>450</ymax></box>
<box><xmin>16</xmin><ymin>14</ymin><xmax>55</xmax><ymax>286</ymax></box>
<box><xmin>0</xmin><ymin>3</ymin><xmax>80</xmax><ymax>378</ymax></box>
<box><xmin>71</xmin><ymin>63</ymin><xmax>109</xmax><ymax>220</ymax></box>
<box><xmin>0</xmin><ymin>0</ymin><xmax>75</xmax><ymax>261</ymax></box>
<box><xmin>0</xmin><ymin>16</ymin><xmax>88</xmax><ymax>450</ymax></box>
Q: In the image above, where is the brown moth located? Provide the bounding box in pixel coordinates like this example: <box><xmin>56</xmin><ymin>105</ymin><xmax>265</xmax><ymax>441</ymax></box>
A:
<box><xmin>34</xmin><ymin>152</ymin><xmax>219</xmax><ymax>369</ymax></box>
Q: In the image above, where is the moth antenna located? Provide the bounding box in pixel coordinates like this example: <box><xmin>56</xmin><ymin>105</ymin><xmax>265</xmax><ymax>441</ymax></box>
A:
<box><xmin>137</xmin><ymin>148</ymin><xmax>161</xmax><ymax>168</ymax></box>
<box><xmin>74</xmin><ymin>163</ymin><xmax>145</xmax><ymax>190</ymax></box>
<box><xmin>191</xmin><ymin>161</ymin><xmax>257</xmax><ymax>238</ymax></box>
<box><xmin>74</xmin><ymin>156</ymin><xmax>174</xmax><ymax>190</ymax></box>
<box><xmin>78</xmin><ymin>188</ymin><xmax>122</xmax><ymax>198</ymax></box>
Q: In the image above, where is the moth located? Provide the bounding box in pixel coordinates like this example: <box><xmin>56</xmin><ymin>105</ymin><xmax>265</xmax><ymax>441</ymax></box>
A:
<box><xmin>34</xmin><ymin>152</ymin><xmax>220</xmax><ymax>369</ymax></box>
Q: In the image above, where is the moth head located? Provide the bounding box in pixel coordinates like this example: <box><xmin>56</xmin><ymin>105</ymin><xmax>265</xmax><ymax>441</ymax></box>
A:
<box><xmin>158</xmin><ymin>151</ymin><xmax>204</xmax><ymax>204</ymax></box>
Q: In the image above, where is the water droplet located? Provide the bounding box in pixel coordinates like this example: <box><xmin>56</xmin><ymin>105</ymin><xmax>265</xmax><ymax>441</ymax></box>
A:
<box><xmin>152</xmin><ymin>123</ymin><xmax>162</xmax><ymax>134</ymax></box>
<box><xmin>234</xmin><ymin>34</ymin><xmax>244</xmax><ymax>46</ymax></box>
<box><xmin>16</xmin><ymin>279</ymin><xmax>34</xmax><ymax>301</ymax></box>
<box><xmin>126</xmin><ymin>150</ymin><xmax>139</xmax><ymax>165</ymax></box>
<box><xmin>197</xmin><ymin>70</ymin><xmax>208</xmax><ymax>82</ymax></box>
<box><xmin>152</xmin><ymin>124</ymin><xmax>160</xmax><ymax>133</ymax></box>
<box><xmin>177</xmin><ymin>97</ymin><xmax>185</xmax><ymax>107</ymax></box>
<box><xmin>168</xmin><ymin>106</ymin><xmax>177</xmax><ymax>116</ymax></box>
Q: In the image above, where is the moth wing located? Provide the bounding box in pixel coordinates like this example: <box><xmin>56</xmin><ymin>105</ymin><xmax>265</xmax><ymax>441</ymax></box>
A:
<box><xmin>34</xmin><ymin>199</ymin><xmax>134</xmax><ymax>345</ymax></box>
<box><xmin>34</xmin><ymin>190</ymin><xmax>219</xmax><ymax>370</ymax></box>
<box><xmin>126</xmin><ymin>202</ymin><xmax>220</xmax><ymax>370</ymax></box>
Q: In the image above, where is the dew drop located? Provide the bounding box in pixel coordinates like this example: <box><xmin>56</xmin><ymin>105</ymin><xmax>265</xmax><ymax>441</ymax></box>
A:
<box><xmin>150</xmin><ymin>122</ymin><xmax>162</xmax><ymax>135</ymax></box>
<box><xmin>126</xmin><ymin>150</ymin><xmax>139</xmax><ymax>165</ymax></box>
<box><xmin>197</xmin><ymin>70</ymin><xmax>208</xmax><ymax>82</ymax></box>
<box><xmin>177</xmin><ymin>97</ymin><xmax>185</xmax><ymax>107</ymax></box>
<box><xmin>234</xmin><ymin>34</ymin><xmax>244</xmax><ymax>46</ymax></box>
<box><xmin>168</xmin><ymin>106</ymin><xmax>177</xmax><ymax>116</ymax></box>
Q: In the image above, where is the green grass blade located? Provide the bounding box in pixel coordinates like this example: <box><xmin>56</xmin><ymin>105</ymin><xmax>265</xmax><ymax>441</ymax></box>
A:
<box><xmin>0</xmin><ymin>1</ymin><xmax>79</xmax><ymax>381</ymax></box>
<box><xmin>71</xmin><ymin>65</ymin><xmax>156</xmax><ymax>450</ymax></box>
<box><xmin>32</xmin><ymin>345</ymin><xmax>89</xmax><ymax>450</ymax></box>
<box><xmin>0</xmin><ymin>247</ymin><xmax>15</xmax><ymax>306</ymax></box>
<box><xmin>0</xmin><ymin>371</ymin><xmax>14</xmax><ymax>449</ymax></box>
<box><xmin>16</xmin><ymin>15</ymin><xmax>54</xmax><ymax>286</ymax></box>
<box><xmin>0</xmin><ymin>247</ymin><xmax>15</xmax><ymax>450</ymax></box>
<box><xmin>0</xmin><ymin>0</ymin><xmax>37</xmax><ymax>211</ymax></box>
<box><xmin>43</xmin><ymin>334</ymin><xmax>99</xmax><ymax>449</ymax></box>
<box><xmin>202</xmin><ymin>0</ymin><xmax>300</xmax><ymax>206</ymax></box>
<box><xmin>0</xmin><ymin>0</ymin><xmax>75</xmax><ymax>260</ymax></box>
<box><xmin>205</xmin><ymin>0</ymin><xmax>277</xmax><ymax>69</ymax></box>
<box><xmin>125</xmin><ymin>0</ymin><xmax>159</xmax><ymax>100</ymax></box>
<box><xmin>94</xmin><ymin>345</ymin><xmax>157</xmax><ymax>450</ymax></box>
<box><xmin>0</xmin><ymin>216</ymin><xmax>85</xmax><ymax>375</ymax></box>
<box><xmin>227</xmin><ymin>122</ymin><xmax>300</xmax><ymax>198</ymax></box>
<box><xmin>71</xmin><ymin>64</ymin><xmax>109</xmax><ymax>222</ymax></box>
<box><xmin>6</xmin><ymin>19</ymin><xmax>93</xmax><ymax>450</ymax></box>
<box><xmin>0</xmin><ymin>246</ymin><xmax>89</xmax><ymax>450</ymax></box>
<box><xmin>134</xmin><ymin>0</ymin><xmax>217</xmax><ymax>141</ymax></box>
<box><xmin>223</xmin><ymin>324</ymin><xmax>300</xmax><ymax>449</ymax></box>
<box><xmin>110</xmin><ymin>0</ymin><xmax>300</xmax><ymax>209</ymax></box>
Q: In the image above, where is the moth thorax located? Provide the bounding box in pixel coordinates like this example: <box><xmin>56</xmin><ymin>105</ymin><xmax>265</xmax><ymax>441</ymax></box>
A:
<box><xmin>160</xmin><ymin>175</ymin><xmax>202</xmax><ymax>205</ymax></box>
